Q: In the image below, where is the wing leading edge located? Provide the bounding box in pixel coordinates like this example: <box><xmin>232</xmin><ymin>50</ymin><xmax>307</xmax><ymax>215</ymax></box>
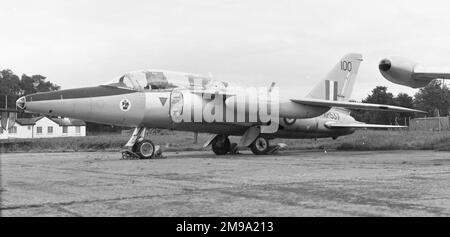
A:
<box><xmin>290</xmin><ymin>98</ymin><xmax>425</xmax><ymax>113</ymax></box>
<box><xmin>413</xmin><ymin>65</ymin><xmax>450</xmax><ymax>80</ymax></box>
<box><xmin>325</xmin><ymin>121</ymin><xmax>407</xmax><ymax>129</ymax></box>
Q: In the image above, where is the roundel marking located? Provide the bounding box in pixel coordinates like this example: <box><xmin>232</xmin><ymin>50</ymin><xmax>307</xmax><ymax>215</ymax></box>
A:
<box><xmin>120</xmin><ymin>99</ymin><xmax>131</xmax><ymax>111</ymax></box>
<box><xmin>284</xmin><ymin>118</ymin><xmax>296</xmax><ymax>125</ymax></box>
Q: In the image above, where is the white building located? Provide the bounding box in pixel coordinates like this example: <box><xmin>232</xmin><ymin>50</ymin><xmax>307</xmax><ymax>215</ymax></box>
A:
<box><xmin>0</xmin><ymin>118</ymin><xmax>35</xmax><ymax>139</ymax></box>
<box><xmin>0</xmin><ymin>116</ymin><xmax>86</xmax><ymax>139</ymax></box>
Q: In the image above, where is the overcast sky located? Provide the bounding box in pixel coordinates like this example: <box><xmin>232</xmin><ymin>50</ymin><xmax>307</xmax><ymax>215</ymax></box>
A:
<box><xmin>2</xmin><ymin>0</ymin><xmax>450</xmax><ymax>100</ymax></box>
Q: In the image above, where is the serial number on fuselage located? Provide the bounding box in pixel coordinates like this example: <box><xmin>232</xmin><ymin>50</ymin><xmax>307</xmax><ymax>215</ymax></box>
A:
<box><xmin>321</xmin><ymin>112</ymin><xmax>340</xmax><ymax>120</ymax></box>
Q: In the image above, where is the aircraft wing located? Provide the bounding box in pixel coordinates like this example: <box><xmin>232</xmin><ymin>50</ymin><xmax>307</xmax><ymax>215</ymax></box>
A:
<box><xmin>290</xmin><ymin>98</ymin><xmax>425</xmax><ymax>113</ymax></box>
<box><xmin>413</xmin><ymin>65</ymin><xmax>450</xmax><ymax>80</ymax></box>
<box><xmin>325</xmin><ymin>121</ymin><xmax>406</xmax><ymax>129</ymax></box>
<box><xmin>189</xmin><ymin>90</ymin><xmax>424</xmax><ymax>113</ymax></box>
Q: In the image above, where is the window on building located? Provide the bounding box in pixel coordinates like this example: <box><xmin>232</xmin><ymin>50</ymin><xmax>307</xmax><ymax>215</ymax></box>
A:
<box><xmin>48</xmin><ymin>126</ymin><xmax>53</xmax><ymax>134</ymax></box>
<box><xmin>8</xmin><ymin>126</ymin><xmax>17</xmax><ymax>134</ymax></box>
<box><xmin>75</xmin><ymin>126</ymin><xmax>81</xmax><ymax>134</ymax></box>
<box><xmin>63</xmin><ymin>126</ymin><xmax>68</xmax><ymax>134</ymax></box>
<box><xmin>28</xmin><ymin>126</ymin><xmax>32</xmax><ymax>130</ymax></box>
<box><xmin>37</xmin><ymin>127</ymin><xmax>42</xmax><ymax>134</ymax></box>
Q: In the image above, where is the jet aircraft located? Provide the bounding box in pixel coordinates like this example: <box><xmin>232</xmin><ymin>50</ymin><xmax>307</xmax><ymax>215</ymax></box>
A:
<box><xmin>2</xmin><ymin>54</ymin><xmax>423</xmax><ymax>158</ymax></box>
<box><xmin>379</xmin><ymin>57</ymin><xmax>450</xmax><ymax>88</ymax></box>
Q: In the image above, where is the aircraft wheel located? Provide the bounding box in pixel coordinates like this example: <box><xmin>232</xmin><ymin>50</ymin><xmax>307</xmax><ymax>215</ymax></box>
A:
<box><xmin>212</xmin><ymin>135</ymin><xmax>231</xmax><ymax>155</ymax></box>
<box><xmin>133</xmin><ymin>139</ymin><xmax>155</xmax><ymax>159</ymax></box>
<box><xmin>250</xmin><ymin>137</ymin><xmax>270</xmax><ymax>155</ymax></box>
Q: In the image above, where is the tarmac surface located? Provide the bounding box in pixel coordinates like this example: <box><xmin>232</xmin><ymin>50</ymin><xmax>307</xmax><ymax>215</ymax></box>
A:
<box><xmin>1</xmin><ymin>150</ymin><xmax>450</xmax><ymax>216</ymax></box>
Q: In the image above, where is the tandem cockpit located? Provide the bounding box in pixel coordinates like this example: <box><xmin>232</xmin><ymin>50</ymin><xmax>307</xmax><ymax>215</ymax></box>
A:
<box><xmin>102</xmin><ymin>70</ymin><xmax>226</xmax><ymax>92</ymax></box>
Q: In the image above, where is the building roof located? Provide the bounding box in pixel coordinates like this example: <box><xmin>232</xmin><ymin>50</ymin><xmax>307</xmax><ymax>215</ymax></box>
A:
<box><xmin>48</xmin><ymin>117</ymin><xmax>86</xmax><ymax>126</ymax></box>
<box><xmin>15</xmin><ymin>117</ymin><xmax>39</xmax><ymax>126</ymax></box>
<box><xmin>14</xmin><ymin>116</ymin><xmax>86</xmax><ymax>126</ymax></box>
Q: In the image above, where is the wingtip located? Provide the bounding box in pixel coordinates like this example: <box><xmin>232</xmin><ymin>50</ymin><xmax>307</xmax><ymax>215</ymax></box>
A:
<box><xmin>414</xmin><ymin>109</ymin><xmax>428</xmax><ymax>114</ymax></box>
<box><xmin>399</xmin><ymin>108</ymin><xmax>427</xmax><ymax>114</ymax></box>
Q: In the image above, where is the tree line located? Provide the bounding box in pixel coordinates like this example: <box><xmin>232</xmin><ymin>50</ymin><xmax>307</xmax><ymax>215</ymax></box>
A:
<box><xmin>352</xmin><ymin>80</ymin><xmax>450</xmax><ymax>125</ymax></box>
<box><xmin>0</xmin><ymin>69</ymin><xmax>60</xmax><ymax>109</ymax></box>
<box><xmin>0</xmin><ymin>69</ymin><xmax>124</xmax><ymax>133</ymax></box>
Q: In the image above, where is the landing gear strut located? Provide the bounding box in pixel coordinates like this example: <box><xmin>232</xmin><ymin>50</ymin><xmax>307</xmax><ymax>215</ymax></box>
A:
<box><xmin>122</xmin><ymin>127</ymin><xmax>160</xmax><ymax>159</ymax></box>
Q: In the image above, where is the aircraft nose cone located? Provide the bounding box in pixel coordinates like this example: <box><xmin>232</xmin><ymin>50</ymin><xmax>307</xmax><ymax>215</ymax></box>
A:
<box><xmin>379</xmin><ymin>59</ymin><xmax>392</xmax><ymax>72</ymax></box>
<box><xmin>16</xmin><ymin>96</ymin><xmax>26</xmax><ymax>110</ymax></box>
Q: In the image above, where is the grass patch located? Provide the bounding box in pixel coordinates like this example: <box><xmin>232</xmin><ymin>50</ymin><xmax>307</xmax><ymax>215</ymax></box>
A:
<box><xmin>0</xmin><ymin>130</ymin><xmax>207</xmax><ymax>153</ymax></box>
<box><xmin>335</xmin><ymin>130</ymin><xmax>450</xmax><ymax>151</ymax></box>
<box><xmin>1</xmin><ymin>130</ymin><xmax>450</xmax><ymax>153</ymax></box>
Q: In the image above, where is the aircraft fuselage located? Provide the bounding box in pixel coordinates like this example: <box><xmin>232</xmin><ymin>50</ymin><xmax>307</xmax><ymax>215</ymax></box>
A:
<box><xmin>20</xmin><ymin>86</ymin><xmax>355</xmax><ymax>140</ymax></box>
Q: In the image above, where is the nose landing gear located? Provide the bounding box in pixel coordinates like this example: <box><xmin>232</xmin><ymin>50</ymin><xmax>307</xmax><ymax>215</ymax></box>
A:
<box><xmin>133</xmin><ymin>139</ymin><xmax>155</xmax><ymax>159</ymax></box>
<box><xmin>121</xmin><ymin>127</ymin><xmax>162</xmax><ymax>159</ymax></box>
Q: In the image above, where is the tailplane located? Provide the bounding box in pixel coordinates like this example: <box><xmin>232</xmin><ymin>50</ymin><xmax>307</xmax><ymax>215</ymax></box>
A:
<box><xmin>306</xmin><ymin>53</ymin><xmax>363</xmax><ymax>101</ymax></box>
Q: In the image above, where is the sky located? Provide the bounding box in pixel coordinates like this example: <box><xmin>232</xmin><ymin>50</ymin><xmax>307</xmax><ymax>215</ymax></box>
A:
<box><xmin>2</xmin><ymin>0</ymin><xmax>450</xmax><ymax>100</ymax></box>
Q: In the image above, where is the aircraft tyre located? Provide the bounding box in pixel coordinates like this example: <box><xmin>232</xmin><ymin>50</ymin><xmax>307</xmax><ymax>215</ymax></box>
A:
<box><xmin>250</xmin><ymin>137</ymin><xmax>270</xmax><ymax>155</ymax></box>
<box><xmin>133</xmin><ymin>139</ymin><xmax>155</xmax><ymax>159</ymax></box>
<box><xmin>212</xmin><ymin>135</ymin><xmax>231</xmax><ymax>155</ymax></box>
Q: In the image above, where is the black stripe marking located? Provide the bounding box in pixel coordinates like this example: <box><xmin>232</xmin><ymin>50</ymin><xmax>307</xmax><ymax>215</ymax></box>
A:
<box><xmin>333</xmin><ymin>81</ymin><xmax>338</xmax><ymax>101</ymax></box>
<box><xmin>26</xmin><ymin>86</ymin><xmax>136</xmax><ymax>102</ymax></box>
<box><xmin>325</xmin><ymin>80</ymin><xmax>330</xmax><ymax>100</ymax></box>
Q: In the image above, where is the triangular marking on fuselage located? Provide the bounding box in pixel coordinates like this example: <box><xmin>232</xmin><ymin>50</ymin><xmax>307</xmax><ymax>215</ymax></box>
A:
<box><xmin>159</xmin><ymin>97</ymin><xmax>168</xmax><ymax>106</ymax></box>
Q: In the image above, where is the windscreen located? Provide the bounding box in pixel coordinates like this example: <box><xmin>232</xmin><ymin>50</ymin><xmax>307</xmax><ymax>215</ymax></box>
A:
<box><xmin>104</xmin><ymin>70</ymin><xmax>218</xmax><ymax>91</ymax></box>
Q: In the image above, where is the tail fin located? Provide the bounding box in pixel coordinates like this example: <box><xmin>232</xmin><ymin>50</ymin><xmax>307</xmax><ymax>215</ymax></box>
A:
<box><xmin>306</xmin><ymin>53</ymin><xmax>363</xmax><ymax>101</ymax></box>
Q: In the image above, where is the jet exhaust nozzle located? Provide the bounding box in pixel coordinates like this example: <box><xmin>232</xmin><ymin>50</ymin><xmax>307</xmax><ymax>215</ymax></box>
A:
<box><xmin>379</xmin><ymin>59</ymin><xmax>392</xmax><ymax>72</ymax></box>
<box><xmin>378</xmin><ymin>57</ymin><xmax>429</xmax><ymax>88</ymax></box>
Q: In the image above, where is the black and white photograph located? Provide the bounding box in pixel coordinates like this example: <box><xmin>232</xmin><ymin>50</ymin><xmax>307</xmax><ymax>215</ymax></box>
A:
<box><xmin>1</xmin><ymin>0</ymin><xmax>449</xmax><ymax>225</ymax></box>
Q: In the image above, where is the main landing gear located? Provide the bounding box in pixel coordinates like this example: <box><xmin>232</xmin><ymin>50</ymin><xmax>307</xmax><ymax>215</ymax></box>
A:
<box><xmin>210</xmin><ymin>134</ymin><xmax>279</xmax><ymax>155</ymax></box>
<box><xmin>210</xmin><ymin>135</ymin><xmax>239</xmax><ymax>155</ymax></box>
<box><xmin>249</xmin><ymin>136</ymin><xmax>283</xmax><ymax>155</ymax></box>
<box><xmin>249</xmin><ymin>136</ymin><xmax>271</xmax><ymax>155</ymax></box>
<box><xmin>121</xmin><ymin>127</ymin><xmax>162</xmax><ymax>159</ymax></box>
<box><xmin>211</xmin><ymin>135</ymin><xmax>231</xmax><ymax>155</ymax></box>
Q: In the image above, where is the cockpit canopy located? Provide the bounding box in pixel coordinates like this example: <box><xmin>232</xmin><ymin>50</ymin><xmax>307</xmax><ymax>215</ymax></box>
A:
<box><xmin>103</xmin><ymin>70</ymin><xmax>223</xmax><ymax>91</ymax></box>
